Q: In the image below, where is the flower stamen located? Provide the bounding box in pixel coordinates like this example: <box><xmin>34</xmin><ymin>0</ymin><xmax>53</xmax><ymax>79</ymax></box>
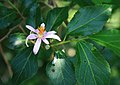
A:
<box><xmin>38</xmin><ymin>26</ymin><xmax>45</xmax><ymax>35</ymax></box>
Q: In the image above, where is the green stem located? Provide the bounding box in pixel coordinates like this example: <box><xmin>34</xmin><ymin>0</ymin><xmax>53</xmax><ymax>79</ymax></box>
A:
<box><xmin>51</xmin><ymin>37</ymin><xmax>88</xmax><ymax>47</ymax></box>
<box><xmin>63</xmin><ymin>34</ymin><xmax>67</xmax><ymax>41</ymax></box>
<box><xmin>7</xmin><ymin>0</ymin><xmax>25</xmax><ymax>20</ymax></box>
<box><xmin>63</xmin><ymin>30</ymin><xmax>70</xmax><ymax>41</ymax></box>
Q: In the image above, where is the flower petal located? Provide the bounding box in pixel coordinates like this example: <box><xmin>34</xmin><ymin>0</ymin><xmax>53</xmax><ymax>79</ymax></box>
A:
<box><xmin>26</xmin><ymin>25</ymin><xmax>36</xmax><ymax>32</ymax></box>
<box><xmin>33</xmin><ymin>38</ymin><xmax>41</xmax><ymax>55</ymax></box>
<box><xmin>45</xmin><ymin>34</ymin><xmax>61</xmax><ymax>41</ymax></box>
<box><xmin>25</xmin><ymin>34</ymin><xmax>37</xmax><ymax>47</ymax></box>
<box><xmin>46</xmin><ymin>31</ymin><xmax>56</xmax><ymax>35</ymax></box>
<box><xmin>42</xmin><ymin>38</ymin><xmax>49</xmax><ymax>44</ymax></box>
<box><xmin>44</xmin><ymin>31</ymin><xmax>56</xmax><ymax>36</ymax></box>
<box><xmin>41</xmin><ymin>23</ymin><xmax>45</xmax><ymax>27</ymax></box>
<box><xmin>35</xmin><ymin>29</ymin><xmax>39</xmax><ymax>34</ymax></box>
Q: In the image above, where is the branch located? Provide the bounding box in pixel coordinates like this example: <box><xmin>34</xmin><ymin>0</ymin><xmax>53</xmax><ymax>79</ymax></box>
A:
<box><xmin>0</xmin><ymin>44</ymin><xmax>13</xmax><ymax>77</ymax></box>
<box><xmin>0</xmin><ymin>24</ymin><xmax>19</xmax><ymax>42</ymax></box>
<box><xmin>6</xmin><ymin>0</ymin><xmax>25</xmax><ymax>20</ymax></box>
<box><xmin>51</xmin><ymin>37</ymin><xmax>88</xmax><ymax>47</ymax></box>
<box><xmin>19</xmin><ymin>25</ymin><xmax>27</xmax><ymax>35</ymax></box>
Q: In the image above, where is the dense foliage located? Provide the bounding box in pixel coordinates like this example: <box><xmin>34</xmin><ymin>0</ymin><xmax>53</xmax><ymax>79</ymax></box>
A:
<box><xmin>0</xmin><ymin>0</ymin><xmax>120</xmax><ymax>85</ymax></box>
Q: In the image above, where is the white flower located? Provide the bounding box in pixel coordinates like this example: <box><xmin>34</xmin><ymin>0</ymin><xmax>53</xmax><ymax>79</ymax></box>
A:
<box><xmin>25</xmin><ymin>23</ymin><xmax>61</xmax><ymax>55</ymax></box>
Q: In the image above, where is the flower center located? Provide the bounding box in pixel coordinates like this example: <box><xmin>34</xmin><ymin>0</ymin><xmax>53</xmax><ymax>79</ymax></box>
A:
<box><xmin>38</xmin><ymin>26</ymin><xmax>46</xmax><ymax>38</ymax></box>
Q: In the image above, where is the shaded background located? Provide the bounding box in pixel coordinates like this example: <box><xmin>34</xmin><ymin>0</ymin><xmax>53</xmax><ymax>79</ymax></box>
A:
<box><xmin>0</xmin><ymin>0</ymin><xmax>120</xmax><ymax>85</ymax></box>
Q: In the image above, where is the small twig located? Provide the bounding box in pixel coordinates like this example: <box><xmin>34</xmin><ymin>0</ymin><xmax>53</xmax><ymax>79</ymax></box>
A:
<box><xmin>52</xmin><ymin>0</ymin><xmax>58</xmax><ymax>7</ymax></box>
<box><xmin>0</xmin><ymin>44</ymin><xmax>13</xmax><ymax>77</ymax></box>
<box><xmin>18</xmin><ymin>25</ymin><xmax>27</xmax><ymax>35</ymax></box>
<box><xmin>39</xmin><ymin>1</ymin><xmax>53</xmax><ymax>9</ymax></box>
<box><xmin>6</xmin><ymin>0</ymin><xmax>25</xmax><ymax>20</ymax></box>
<box><xmin>51</xmin><ymin>37</ymin><xmax>88</xmax><ymax>47</ymax></box>
<box><xmin>0</xmin><ymin>24</ymin><xmax>19</xmax><ymax>42</ymax></box>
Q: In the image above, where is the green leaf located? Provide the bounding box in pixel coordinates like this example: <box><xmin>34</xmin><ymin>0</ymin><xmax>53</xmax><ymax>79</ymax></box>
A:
<box><xmin>46</xmin><ymin>57</ymin><xmax>76</xmax><ymax>85</ymax></box>
<box><xmin>26</xmin><ymin>2</ymin><xmax>42</xmax><ymax>28</ymax></box>
<box><xmin>74</xmin><ymin>0</ymin><xmax>94</xmax><ymax>6</ymax></box>
<box><xmin>11</xmin><ymin>48</ymin><xmax>38</xmax><ymax>85</ymax></box>
<box><xmin>6</xmin><ymin>33</ymin><xmax>26</xmax><ymax>50</ymax></box>
<box><xmin>0</xmin><ymin>3</ymin><xmax>17</xmax><ymax>30</ymax></box>
<box><xmin>35</xmin><ymin>4</ymin><xmax>42</xmax><ymax>27</ymax></box>
<box><xmin>92</xmin><ymin>0</ymin><xmax>112</xmax><ymax>4</ymax></box>
<box><xmin>26</xmin><ymin>3</ymin><xmax>37</xmax><ymax>27</ymax></box>
<box><xmin>37</xmin><ymin>47</ymin><xmax>52</xmax><ymax>60</ymax></box>
<box><xmin>112</xmin><ymin>0</ymin><xmax>120</xmax><ymax>7</ymax></box>
<box><xmin>68</xmin><ymin>5</ymin><xmax>111</xmax><ymax>36</ymax></box>
<box><xmin>74</xmin><ymin>0</ymin><xmax>111</xmax><ymax>6</ymax></box>
<box><xmin>46</xmin><ymin>7</ymin><xmax>69</xmax><ymax>31</ymax></box>
<box><xmin>75</xmin><ymin>41</ymin><xmax>110</xmax><ymax>85</ymax></box>
<box><xmin>89</xmin><ymin>29</ymin><xmax>120</xmax><ymax>56</ymax></box>
<box><xmin>18</xmin><ymin>0</ymin><xmax>37</xmax><ymax>16</ymax></box>
<box><xmin>92</xmin><ymin>0</ymin><xmax>103</xmax><ymax>4</ymax></box>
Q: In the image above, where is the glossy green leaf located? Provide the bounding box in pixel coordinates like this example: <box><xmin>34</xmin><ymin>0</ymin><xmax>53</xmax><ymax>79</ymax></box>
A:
<box><xmin>0</xmin><ymin>3</ymin><xmax>17</xmax><ymax>30</ymax></box>
<box><xmin>75</xmin><ymin>41</ymin><xmax>110</xmax><ymax>85</ymax></box>
<box><xmin>46</xmin><ymin>7</ymin><xmax>69</xmax><ymax>31</ymax></box>
<box><xmin>6</xmin><ymin>33</ymin><xmax>26</xmax><ymax>50</ymax></box>
<box><xmin>68</xmin><ymin>5</ymin><xmax>111</xmax><ymax>36</ymax></box>
<box><xmin>89</xmin><ymin>29</ymin><xmax>120</xmax><ymax>56</ymax></box>
<box><xmin>26</xmin><ymin>2</ymin><xmax>42</xmax><ymax>28</ymax></box>
<box><xmin>18</xmin><ymin>0</ymin><xmax>37</xmax><ymax>16</ymax></box>
<box><xmin>26</xmin><ymin>3</ymin><xmax>37</xmax><ymax>27</ymax></box>
<box><xmin>35</xmin><ymin>4</ymin><xmax>42</xmax><ymax>27</ymax></box>
<box><xmin>46</xmin><ymin>57</ymin><xmax>76</xmax><ymax>85</ymax></box>
<box><xmin>37</xmin><ymin>47</ymin><xmax>52</xmax><ymax>60</ymax></box>
<box><xmin>11</xmin><ymin>48</ymin><xmax>38</xmax><ymax>85</ymax></box>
